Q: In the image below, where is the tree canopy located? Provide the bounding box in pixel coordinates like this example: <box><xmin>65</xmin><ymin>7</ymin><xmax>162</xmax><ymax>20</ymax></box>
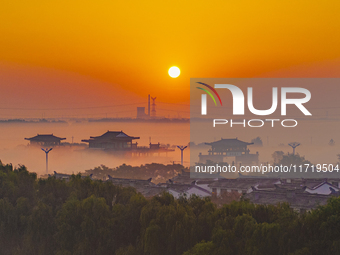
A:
<box><xmin>0</xmin><ymin>160</ymin><xmax>339</xmax><ymax>255</ymax></box>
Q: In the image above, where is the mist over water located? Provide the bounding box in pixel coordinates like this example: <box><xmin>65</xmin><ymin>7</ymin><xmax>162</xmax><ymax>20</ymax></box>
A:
<box><xmin>191</xmin><ymin>119</ymin><xmax>340</xmax><ymax>165</ymax></box>
<box><xmin>0</xmin><ymin>121</ymin><xmax>190</xmax><ymax>175</ymax></box>
<box><xmin>1</xmin><ymin>118</ymin><xmax>339</xmax><ymax>176</ymax></box>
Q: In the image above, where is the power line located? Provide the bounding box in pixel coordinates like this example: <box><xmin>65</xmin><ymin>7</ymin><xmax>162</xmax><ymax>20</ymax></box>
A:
<box><xmin>157</xmin><ymin>102</ymin><xmax>190</xmax><ymax>107</ymax></box>
<box><xmin>0</xmin><ymin>102</ymin><xmax>145</xmax><ymax>111</ymax></box>
<box><xmin>157</xmin><ymin>108</ymin><xmax>190</xmax><ymax>113</ymax></box>
<box><xmin>0</xmin><ymin>101</ymin><xmax>192</xmax><ymax>111</ymax></box>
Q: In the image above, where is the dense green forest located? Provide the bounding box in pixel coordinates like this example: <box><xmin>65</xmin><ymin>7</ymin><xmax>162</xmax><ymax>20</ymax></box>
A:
<box><xmin>1</xmin><ymin>161</ymin><xmax>340</xmax><ymax>255</ymax></box>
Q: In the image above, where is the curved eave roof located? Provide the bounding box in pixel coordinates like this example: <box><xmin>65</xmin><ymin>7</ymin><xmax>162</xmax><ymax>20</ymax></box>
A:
<box><xmin>87</xmin><ymin>131</ymin><xmax>140</xmax><ymax>141</ymax></box>
<box><xmin>25</xmin><ymin>134</ymin><xmax>66</xmax><ymax>141</ymax></box>
<box><xmin>205</xmin><ymin>138</ymin><xmax>253</xmax><ymax>146</ymax></box>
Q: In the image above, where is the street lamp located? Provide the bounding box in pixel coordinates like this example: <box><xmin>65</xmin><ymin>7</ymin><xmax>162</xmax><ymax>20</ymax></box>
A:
<box><xmin>177</xmin><ymin>146</ymin><xmax>187</xmax><ymax>165</ymax></box>
<box><xmin>288</xmin><ymin>142</ymin><xmax>300</xmax><ymax>155</ymax></box>
<box><xmin>41</xmin><ymin>148</ymin><xmax>53</xmax><ymax>174</ymax></box>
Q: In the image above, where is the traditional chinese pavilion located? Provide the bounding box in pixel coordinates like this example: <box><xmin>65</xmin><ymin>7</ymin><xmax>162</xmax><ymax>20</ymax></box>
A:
<box><xmin>82</xmin><ymin>130</ymin><xmax>174</xmax><ymax>156</ymax></box>
<box><xmin>25</xmin><ymin>134</ymin><xmax>66</xmax><ymax>146</ymax></box>
<box><xmin>199</xmin><ymin>138</ymin><xmax>259</xmax><ymax>164</ymax></box>
<box><xmin>81</xmin><ymin>130</ymin><xmax>140</xmax><ymax>149</ymax></box>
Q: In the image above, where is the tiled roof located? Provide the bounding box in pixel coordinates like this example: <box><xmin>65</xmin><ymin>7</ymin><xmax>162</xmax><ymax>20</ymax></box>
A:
<box><xmin>52</xmin><ymin>171</ymin><xmax>92</xmax><ymax>179</ymax></box>
<box><xmin>205</xmin><ymin>138</ymin><xmax>253</xmax><ymax>147</ymax></box>
<box><xmin>167</xmin><ymin>184</ymin><xmax>211</xmax><ymax>195</ymax></box>
<box><xmin>170</xmin><ymin>170</ymin><xmax>224</xmax><ymax>184</ymax></box>
<box><xmin>89</xmin><ymin>131</ymin><xmax>139</xmax><ymax>140</ymax></box>
<box><xmin>304</xmin><ymin>181</ymin><xmax>323</xmax><ymax>189</ymax></box>
<box><xmin>304</xmin><ymin>181</ymin><xmax>338</xmax><ymax>190</ymax></box>
<box><xmin>135</xmin><ymin>186</ymin><xmax>166</xmax><ymax>197</ymax></box>
<box><xmin>107</xmin><ymin>176</ymin><xmax>154</xmax><ymax>185</ymax></box>
<box><xmin>208</xmin><ymin>178</ymin><xmax>280</xmax><ymax>190</ymax></box>
<box><xmin>25</xmin><ymin>134</ymin><xmax>66</xmax><ymax>141</ymax></box>
<box><xmin>244</xmin><ymin>187</ymin><xmax>333</xmax><ymax>210</ymax></box>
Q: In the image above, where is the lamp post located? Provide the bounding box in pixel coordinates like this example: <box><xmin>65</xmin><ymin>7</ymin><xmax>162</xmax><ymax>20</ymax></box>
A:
<box><xmin>177</xmin><ymin>146</ymin><xmax>187</xmax><ymax>165</ymax></box>
<box><xmin>288</xmin><ymin>142</ymin><xmax>300</xmax><ymax>155</ymax></box>
<box><xmin>41</xmin><ymin>148</ymin><xmax>53</xmax><ymax>174</ymax></box>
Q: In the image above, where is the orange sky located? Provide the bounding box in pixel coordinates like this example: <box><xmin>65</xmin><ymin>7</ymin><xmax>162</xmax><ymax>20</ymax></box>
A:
<box><xmin>0</xmin><ymin>0</ymin><xmax>340</xmax><ymax>118</ymax></box>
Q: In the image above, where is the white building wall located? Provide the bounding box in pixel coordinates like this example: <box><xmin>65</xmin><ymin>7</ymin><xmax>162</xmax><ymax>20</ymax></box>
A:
<box><xmin>216</xmin><ymin>188</ymin><xmax>221</xmax><ymax>195</ymax></box>
<box><xmin>168</xmin><ymin>189</ymin><xmax>181</xmax><ymax>199</ymax></box>
<box><xmin>305</xmin><ymin>183</ymin><xmax>338</xmax><ymax>195</ymax></box>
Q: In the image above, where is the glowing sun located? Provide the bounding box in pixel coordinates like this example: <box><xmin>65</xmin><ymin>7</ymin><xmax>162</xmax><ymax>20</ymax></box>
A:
<box><xmin>168</xmin><ymin>66</ymin><xmax>180</xmax><ymax>78</ymax></box>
